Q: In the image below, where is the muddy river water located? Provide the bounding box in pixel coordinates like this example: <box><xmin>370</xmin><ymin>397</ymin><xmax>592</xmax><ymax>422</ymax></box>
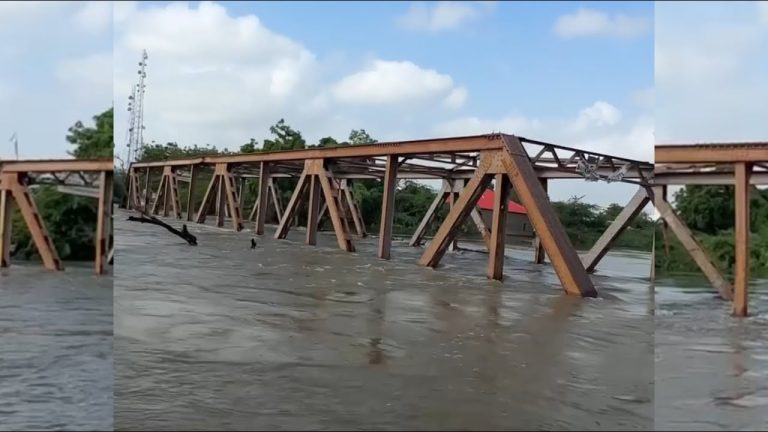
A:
<box><xmin>114</xmin><ymin>209</ymin><xmax>653</xmax><ymax>430</ymax></box>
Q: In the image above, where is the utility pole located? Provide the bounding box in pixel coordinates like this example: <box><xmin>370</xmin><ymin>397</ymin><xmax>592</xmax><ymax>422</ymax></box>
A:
<box><xmin>9</xmin><ymin>132</ymin><xmax>18</xmax><ymax>159</ymax></box>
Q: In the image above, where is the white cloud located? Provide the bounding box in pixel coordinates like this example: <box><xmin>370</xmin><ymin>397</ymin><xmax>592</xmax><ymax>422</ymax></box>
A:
<box><xmin>73</xmin><ymin>1</ymin><xmax>112</xmax><ymax>34</ymax></box>
<box><xmin>569</xmin><ymin>101</ymin><xmax>622</xmax><ymax>132</ymax></box>
<box><xmin>443</xmin><ymin>86</ymin><xmax>468</xmax><ymax>109</ymax></box>
<box><xmin>397</xmin><ymin>1</ymin><xmax>496</xmax><ymax>32</ymax></box>
<box><xmin>553</xmin><ymin>8</ymin><xmax>651</xmax><ymax>39</ymax></box>
<box><xmin>331</xmin><ymin>60</ymin><xmax>463</xmax><ymax>106</ymax></box>
<box><xmin>434</xmin><ymin>101</ymin><xmax>649</xmax><ymax>161</ymax></box>
<box><xmin>114</xmin><ymin>1</ymin><xmax>469</xmax><ymax>154</ymax></box>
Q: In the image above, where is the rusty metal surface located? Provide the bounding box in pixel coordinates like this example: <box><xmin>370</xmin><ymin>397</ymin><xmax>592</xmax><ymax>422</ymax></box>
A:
<box><xmin>130</xmin><ymin>134</ymin><xmax>652</xmax><ymax>184</ymax></box>
<box><xmin>656</xmin><ymin>143</ymin><xmax>768</xmax><ymax>163</ymax></box>
<box><xmin>732</xmin><ymin>163</ymin><xmax>751</xmax><ymax>317</ymax></box>
<box><xmin>1</xmin><ymin>159</ymin><xmax>113</xmax><ymax>172</ymax></box>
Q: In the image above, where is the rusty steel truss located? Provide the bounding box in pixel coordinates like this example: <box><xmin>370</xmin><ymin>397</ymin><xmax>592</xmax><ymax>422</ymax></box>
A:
<box><xmin>128</xmin><ymin>134</ymin><xmax>654</xmax><ymax>299</ymax></box>
<box><xmin>654</xmin><ymin>142</ymin><xmax>768</xmax><ymax>317</ymax></box>
<box><xmin>0</xmin><ymin>159</ymin><xmax>114</xmax><ymax>275</ymax></box>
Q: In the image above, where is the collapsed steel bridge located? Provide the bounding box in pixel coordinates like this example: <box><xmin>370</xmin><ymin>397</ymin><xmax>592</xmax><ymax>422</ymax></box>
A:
<box><xmin>128</xmin><ymin>133</ymin><xmax>653</xmax><ymax>300</ymax></box>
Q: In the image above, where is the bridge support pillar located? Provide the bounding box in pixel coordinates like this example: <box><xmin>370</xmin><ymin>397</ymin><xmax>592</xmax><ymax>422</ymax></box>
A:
<box><xmin>127</xmin><ymin>168</ymin><xmax>142</xmax><ymax>211</ymax></box>
<box><xmin>275</xmin><ymin>159</ymin><xmax>355</xmax><ymax>252</ymax></box>
<box><xmin>420</xmin><ymin>136</ymin><xmax>597</xmax><ymax>297</ymax></box>
<box><xmin>733</xmin><ymin>162</ymin><xmax>752</xmax><ymax>317</ymax></box>
<box><xmin>533</xmin><ymin>178</ymin><xmax>547</xmax><ymax>264</ymax></box>
<box><xmin>487</xmin><ymin>173</ymin><xmax>510</xmax><ymax>280</ymax></box>
<box><xmin>582</xmin><ymin>186</ymin><xmax>651</xmax><ymax>273</ymax></box>
<box><xmin>342</xmin><ymin>179</ymin><xmax>367</xmax><ymax>238</ymax></box>
<box><xmin>95</xmin><ymin>171</ymin><xmax>113</xmax><ymax>275</ymax></box>
<box><xmin>186</xmin><ymin>164</ymin><xmax>198</xmax><ymax>221</ymax></box>
<box><xmin>195</xmin><ymin>163</ymin><xmax>243</xmax><ymax>231</ymax></box>
<box><xmin>0</xmin><ymin>187</ymin><xmax>13</xmax><ymax>267</ymax></box>
<box><xmin>650</xmin><ymin>185</ymin><xmax>733</xmax><ymax>300</ymax></box>
<box><xmin>143</xmin><ymin>167</ymin><xmax>151</xmax><ymax>210</ymax></box>
<box><xmin>409</xmin><ymin>179</ymin><xmax>490</xmax><ymax>250</ymax></box>
<box><xmin>306</xmin><ymin>175</ymin><xmax>321</xmax><ymax>245</ymax></box>
<box><xmin>378</xmin><ymin>155</ymin><xmax>398</xmax><ymax>259</ymax></box>
<box><xmin>150</xmin><ymin>165</ymin><xmax>182</xmax><ymax>219</ymax></box>
<box><xmin>0</xmin><ymin>172</ymin><xmax>63</xmax><ymax>271</ymax></box>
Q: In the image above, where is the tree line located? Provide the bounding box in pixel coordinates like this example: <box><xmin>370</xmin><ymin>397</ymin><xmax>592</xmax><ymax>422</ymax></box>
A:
<box><xmin>655</xmin><ymin>185</ymin><xmax>768</xmax><ymax>277</ymax></box>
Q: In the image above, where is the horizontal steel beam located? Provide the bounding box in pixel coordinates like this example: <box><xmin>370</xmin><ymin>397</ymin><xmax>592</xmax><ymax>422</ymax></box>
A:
<box><xmin>131</xmin><ymin>135</ymin><xmax>506</xmax><ymax>168</ymax></box>
<box><xmin>55</xmin><ymin>185</ymin><xmax>100</xmax><ymax>198</ymax></box>
<box><xmin>656</xmin><ymin>143</ymin><xmax>768</xmax><ymax>163</ymax></box>
<box><xmin>171</xmin><ymin>166</ymin><xmax>649</xmax><ymax>182</ymax></box>
<box><xmin>1</xmin><ymin>159</ymin><xmax>113</xmax><ymax>173</ymax></box>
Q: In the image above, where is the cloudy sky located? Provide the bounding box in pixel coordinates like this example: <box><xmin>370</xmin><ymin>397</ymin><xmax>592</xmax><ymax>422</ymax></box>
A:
<box><xmin>0</xmin><ymin>1</ymin><xmax>657</xmax><ymax>207</ymax></box>
<box><xmin>0</xmin><ymin>2</ymin><xmax>112</xmax><ymax>160</ymax></box>
<box><xmin>112</xmin><ymin>1</ymin><xmax>654</xmax><ymax>207</ymax></box>
<box><xmin>656</xmin><ymin>1</ymin><xmax>768</xmax><ymax>143</ymax></box>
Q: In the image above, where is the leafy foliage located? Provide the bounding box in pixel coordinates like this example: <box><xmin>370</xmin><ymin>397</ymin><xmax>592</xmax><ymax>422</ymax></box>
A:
<box><xmin>67</xmin><ymin>108</ymin><xmax>113</xmax><ymax>159</ymax></box>
<box><xmin>656</xmin><ymin>185</ymin><xmax>768</xmax><ymax>277</ymax></box>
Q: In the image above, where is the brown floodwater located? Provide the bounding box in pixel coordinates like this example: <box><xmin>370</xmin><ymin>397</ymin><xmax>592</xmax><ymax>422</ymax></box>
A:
<box><xmin>654</xmin><ymin>276</ymin><xmax>768</xmax><ymax>430</ymax></box>
<box><xmin>114</xmin><ymin>209</ymin><xmax>653</xmax><ymax>430</ymax></box>
<box><xmin>0</xmin><ymin>265</ymin><xmax>113</xmax><ymax>431</ymax></box>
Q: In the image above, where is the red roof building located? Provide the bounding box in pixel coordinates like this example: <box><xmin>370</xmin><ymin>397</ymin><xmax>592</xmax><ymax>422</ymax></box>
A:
<box><xmin>476</xmin><ymin>190</ymin><xmax>527</xmax><ymax>215</ymax></box>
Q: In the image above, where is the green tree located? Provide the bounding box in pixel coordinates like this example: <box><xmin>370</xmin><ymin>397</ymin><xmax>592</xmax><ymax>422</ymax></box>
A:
<box><xmin>318</xmin><ymin>136</ymin><xmax>340</xmax><ymax>148</ymax></box>
<box><xmin>263</xmin><ymin>119</ymin><xmax>306</xmax><ymax>151</ymax></box>
<box><xmin>240</xmin><ymin>138</ymin><xmax>258</xmax><ymax>153</ymax></box>
<box><xmin>349</xmin><ymin>129</ymin><xmax>377</xmax><ymax>145</ymax></box>
<box><xmin>66</xmin><ymin>108</ymin><xmax>113</xmax><ymax>158</ymax></box>
<box><xmin>674</xmin><ymin>185</ymin><xmax>736</xmax><ymax>235</ymax></box>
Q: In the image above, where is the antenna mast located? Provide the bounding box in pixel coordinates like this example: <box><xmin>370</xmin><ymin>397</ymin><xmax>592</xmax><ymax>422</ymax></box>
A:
<box><xmin>125</xmin><ymin>49</ymin><xmax>148</xmax><ymax>165</ymax></box>
<box><xmin>125</xmin><ymin>84</ymin><xmax>137</xmax><ymax>168</ymax></box>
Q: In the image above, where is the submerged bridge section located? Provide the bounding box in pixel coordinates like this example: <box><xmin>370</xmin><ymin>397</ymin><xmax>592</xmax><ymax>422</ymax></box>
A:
<box><xmin>654</xmin><ymin>143</ymin><xmax>768</xmax><ymax>317</ymax></box>
<box><xmin>129</xmin><ymin>133</ymin><xmax>653</xmax><ymax>299</ymax></box>
<box><xmin>0</xmin><ymin>159</ymin><xmax>114</xmax><ymax>275</ymax></box>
